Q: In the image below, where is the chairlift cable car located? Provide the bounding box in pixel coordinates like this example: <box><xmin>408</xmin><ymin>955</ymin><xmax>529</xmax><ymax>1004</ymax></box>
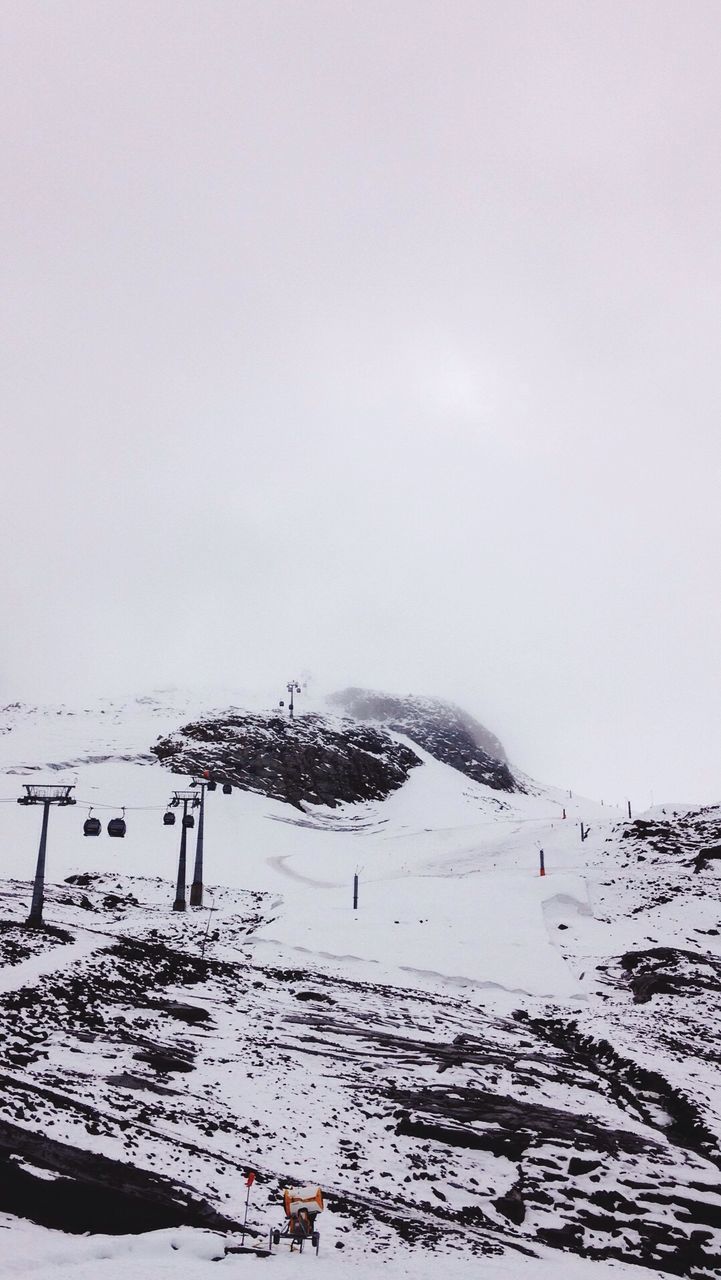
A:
<box><xmin>108</xmin><ymin>807</ymin><xmax>127</xmax><ymax>838</ymax></box>
<box><xmin>83</xmin><ymin>807</ymin><xmax>101</xmax><ymax>837</ymax></box>
<box><xmin>163</xmin><ymin>809</ymin><xmax>176</xmax><ymax>826</ymax></box>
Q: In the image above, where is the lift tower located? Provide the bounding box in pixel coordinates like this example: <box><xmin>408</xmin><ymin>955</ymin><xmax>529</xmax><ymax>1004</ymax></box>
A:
<box><xmin>190</xmin><ymin>777</ymin><xmax>210</xmax><ymax>907</ymax></box>
<box><xmin>170</xmin><ymin>790</ymin><xmax>199</xmax><ymax>911</ymax></box>
<box><xmin>286</xmin><ymin>680</ymin><xmax>301</xmax><ymax>719</ymax></box>
<box><xmin>17</xmin><ymin>784</ymin><xmax>76</xmax><ymax>927</ymax></box>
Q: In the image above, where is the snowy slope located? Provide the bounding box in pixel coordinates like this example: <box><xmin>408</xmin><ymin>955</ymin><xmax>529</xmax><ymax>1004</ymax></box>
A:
<box><xmin>0</xmin><ymin>692</ymin><xmax>719</xmax><ymax>1278</ymax></box>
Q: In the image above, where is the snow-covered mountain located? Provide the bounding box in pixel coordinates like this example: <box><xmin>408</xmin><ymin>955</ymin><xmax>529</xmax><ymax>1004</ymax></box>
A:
<box><xmin>152</xmin><ymin>709</ymin><xmax>422</xmax><ymax>808</ymax></box>
<box><xmin>327</xmin><ymin>688</ymin><xmax>517</xmax><ymax>792</ymax></box>
<box><xmin>0</xmin><ymin>689</ymin><xmax>719</xmax><ymax>1280</ymax></box>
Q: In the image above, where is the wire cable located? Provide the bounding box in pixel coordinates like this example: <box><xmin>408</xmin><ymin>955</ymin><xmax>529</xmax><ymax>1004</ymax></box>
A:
<box><xmin>74</xmin><ymin>799</ymin><xmax>167</xmax><ymax>812</ymax></box>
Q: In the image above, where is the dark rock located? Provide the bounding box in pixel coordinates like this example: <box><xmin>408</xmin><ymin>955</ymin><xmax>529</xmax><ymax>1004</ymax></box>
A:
<box><xmin>569</xmin><ymin>1157</ymin><xmax>602</xmax><ymax>1176</ymax></box>
<box><xmin>152</xmin><ymin>712</ymin><xmax>420</xmax><ymax>810</ymax></box>
<box><xmin>151</xmin><ymin>1000</ymin><xmax>212</xmax><ymax>1024</ymax></box>
<box><xmin>0</xmin><ymin>1115</ymin><xmax>242</xmax><ymax>1235</ymax></box>
<box><xmin>693</xmin><ymin>845</ymin><xmax>721</xmax><ymax>873</ymax></box>
<box><xmin>493</xmin><ymin>1181</ymin><xmax>526</xmax><ymax>1224</ymax></box>
<box><xmin>102</xmin><ymin>893</ymin><xmax>139</xmax><ymax>912</ymax></box>
<box><xmin>530</xmin><ymin>1017</ymin><xmax>720</xmax><ymax>1166</ymax></box>
<box><xmin>133</xmin><ymin>1048</ymin><xmax>195</xmax><ymax>1074</ymax></box>
<box><xmin>620</xmin><ymin>947</ymin><xmax>721</xmax><ymax>1004</ymax></box>
<box><xmin>536</xmin><ymin>1222</ymin><xmax>584</xmax><ymax>1249</ymax></box>
<box><xmin>329</xmin><ymin>688</ymin><xmax>519</xmax><ymax>792</ymax></box>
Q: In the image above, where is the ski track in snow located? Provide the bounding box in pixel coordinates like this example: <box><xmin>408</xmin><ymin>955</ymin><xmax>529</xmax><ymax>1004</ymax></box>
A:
<box><xmin>0</xmin><ymin>928</ymin><xmax>112</xmax><ymax>996</ymax></box>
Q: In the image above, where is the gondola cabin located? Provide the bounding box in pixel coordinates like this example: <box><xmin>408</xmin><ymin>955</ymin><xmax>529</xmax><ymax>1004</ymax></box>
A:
<box><xmin>182</xmin><ymin>813</ymin><xmax>195</xmax><ymax>829</ymax></box>
<box><xmin>107</xmin><ymin>817</ymin><xmax>126</xmax><ymax>838</ymax></box>
<box><xmin>83</xmin><ymin>816</ymin><xmax>101</xmax><ymax>837</ymax></box>
<box><xmin>222</xmin><ymin>783</ymin><xmax>232</xmax><ymax>795</ymax></box>
<box><xmin>163</xmin><ymin>811</ymin><xmax>176</xmax><ymax>826</ymax></box>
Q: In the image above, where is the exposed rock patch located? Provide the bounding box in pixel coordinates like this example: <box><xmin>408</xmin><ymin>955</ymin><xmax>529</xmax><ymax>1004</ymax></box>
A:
<box><xmin>152</xmin><ymin>711</ymin><xmax>420</xmax><ymax>809</ymax></box>
<box><xmin>328</xmin><ymin>688</ymin><xmax>518</xmax><ymax>792</ymax></box>
<box><xmin>693</xmin><ymin>844</ymin><xmax>721</xmax><ymax>874</ymax></box>
<box><xmin>622</xmin><ymin>811</ymin><xmax>721</xmax><ymax>868</ymax></box>
<box><xmin>0</xmin><ymin>920</ymin><xmax>74</xmax><ymax>970</ymax></box>
<box><xmin>0</xmin><ymin>1117</ymin><xmax>241</xmax><ymax>1235</ymax></box>
<box><xmin>620</xmin><ymin>947</ymin><xmax>721</xmax><ymax>1005</ymax></box>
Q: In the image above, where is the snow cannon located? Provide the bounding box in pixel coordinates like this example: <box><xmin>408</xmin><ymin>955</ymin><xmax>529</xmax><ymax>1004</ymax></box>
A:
<box><xmin>269</xmin><ymin>1184</ymin><xmax>323</xmax><ymax>1255</ymax></box>
<box><xmin>283</xmin><ymin>1185</ymin><xmax>324</xmax><ymax>1219</ymax></box>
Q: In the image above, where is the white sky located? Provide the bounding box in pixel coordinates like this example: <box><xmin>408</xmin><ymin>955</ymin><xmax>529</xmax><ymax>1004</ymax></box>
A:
<box><xmin>2</xmin><ymin>1</ymin><xmax>721</xmax><ymax>805</ymax></box>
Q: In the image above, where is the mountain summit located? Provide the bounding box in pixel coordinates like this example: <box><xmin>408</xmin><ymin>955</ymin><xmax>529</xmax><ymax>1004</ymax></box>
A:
<box><xmin>328</xmin><ymin>687</ymin><xmax>518</xmax><ymax>792</ymax></box>
<box><xmin>151</xmin><ymin>689</ymin><xmax>518</xmax><ymax>809</ymax></box>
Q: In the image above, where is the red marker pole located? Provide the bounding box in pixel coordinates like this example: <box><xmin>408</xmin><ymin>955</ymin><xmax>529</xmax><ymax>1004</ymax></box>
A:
<box><xmin>539</xmin><ymin>849</ymin><xmax>545</xmax><ymax>877</ymax></box>
<box><xmin>242</xmin><ymin>1170</ymin><xmax>255</xmax><ymax>1244</ymax></box>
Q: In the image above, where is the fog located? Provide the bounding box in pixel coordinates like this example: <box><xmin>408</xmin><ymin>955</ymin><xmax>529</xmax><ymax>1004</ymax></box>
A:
<box><xmin>2</xmin><ymin>1</ymin><xmax>721</xmax><ymax>804</ymax></box>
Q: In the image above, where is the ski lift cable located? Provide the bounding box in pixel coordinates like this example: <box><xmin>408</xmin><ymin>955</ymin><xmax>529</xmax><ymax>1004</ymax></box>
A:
<box><xmin>0</xmin><ymin>794</ymin><xmax>167</xmax><ymax>811</ymax></box>
<box><xmin>73</xmin><ymin>799</ymin><xmax>166</xmax><ymax>812</ymax></box>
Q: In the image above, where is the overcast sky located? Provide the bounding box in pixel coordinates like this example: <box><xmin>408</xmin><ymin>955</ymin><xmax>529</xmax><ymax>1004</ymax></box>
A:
<box><xmin>2</xmin><ymin>1</ymin><xmax>721</xmax><ymax>804</ymax></box>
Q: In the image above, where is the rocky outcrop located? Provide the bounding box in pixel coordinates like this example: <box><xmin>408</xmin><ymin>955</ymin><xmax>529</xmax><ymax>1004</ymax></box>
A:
<box><xmin>620</xmin><ymin>947</ymin><xmax>721</xmax><ymax>1005</ymax></box>
<box><xmin>328</xmin><ymin>688</ymin><xmax>518</xmax><ymax>792</ymax></box>
<box><xmin>152</xmin><ymin>712</ymin><xmax>420</xmax><ymax>809</ymax></box>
